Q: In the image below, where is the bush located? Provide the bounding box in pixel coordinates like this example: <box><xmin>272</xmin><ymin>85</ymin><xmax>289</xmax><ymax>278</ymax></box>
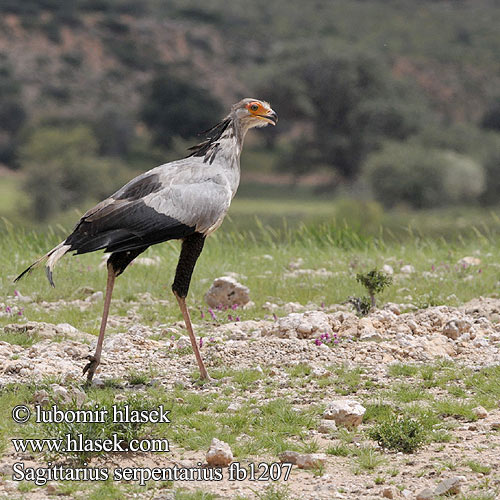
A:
<box><xmin>410</xmin><ymin>123</ymin><xmax>500</xmax><ymax>206</ymax></box>
<box><xmin>20</xmin><ymin>125</ymin><xmax>130</xmax><ymax>220</ymax></box>
<box><xmin>363</xmin><ymin>143</ymin><xmax>446</xmax><ymax>209</ymax></box>
<box><xmin>440</xmin><ymin>151</ymin><xmax>485</xmax><ymax>203</ymax></box>
<box><xmin>368</xmin><ymin>415</ymin><xmax>427</xmax><ymax>453</ymax></box>
<box><xmin>363</xmin><ymin>142</ymin><xmax>485</xmax><ymax>209</ymax></box>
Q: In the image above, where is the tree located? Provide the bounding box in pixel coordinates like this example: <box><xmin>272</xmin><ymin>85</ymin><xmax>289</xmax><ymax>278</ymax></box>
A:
<box><xmin>0</xmin><ymin>59</ymin><xmax>27</xmax><ymax>166</ymax></box>
<box><xmin>20</xmin><ymin>125</ymin><xmax>127</xmax><ymax>221</ymax></box>
<box><xmin>258</xmin><ymin>44</ymin><xmax>428</xmax><ymax>182</ymax></box>
<box><xmin>141</xmin><ymin>72</ymin><xmax>223</xmax><ymax>149</ymax></box>
<box><xmin>480</xmin><ymin>98</ymin><xmax>500</xmax><ymax>132</ymax></box>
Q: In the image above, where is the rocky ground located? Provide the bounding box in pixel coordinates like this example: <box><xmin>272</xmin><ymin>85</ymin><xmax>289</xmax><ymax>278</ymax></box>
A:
<box><xmin>1</xmin><ymin>289</ymin><xmax>500</xmax><ymax>499</ymax></box>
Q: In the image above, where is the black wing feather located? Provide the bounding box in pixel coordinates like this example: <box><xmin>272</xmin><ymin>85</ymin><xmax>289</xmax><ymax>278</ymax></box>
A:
<box><xmin>65</xmin><ymin>198</ymin><xmax>195</xmax><ymax>255</ymax></box>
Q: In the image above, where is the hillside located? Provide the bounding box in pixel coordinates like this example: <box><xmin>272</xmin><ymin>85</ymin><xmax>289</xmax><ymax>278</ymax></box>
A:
<box><xmin>1</xmin><ymin>0</ymin><xmax>499</xmax><ymax>126</ymax></box>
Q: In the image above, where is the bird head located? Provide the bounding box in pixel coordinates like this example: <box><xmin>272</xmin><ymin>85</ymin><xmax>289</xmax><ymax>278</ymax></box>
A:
<box><xmin>232</xmin><ymin>98</ymin><xmax>278</xmax><ymax>130</ymax></box>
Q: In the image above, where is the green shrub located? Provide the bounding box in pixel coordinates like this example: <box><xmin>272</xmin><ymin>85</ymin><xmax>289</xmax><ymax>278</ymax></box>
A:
<box><xmin>363</xmin><ymin>142</ymin><xmax>486</xmax><ymax>209</ymax></box>
<box><xmin>368</xmin><ymin>415</ymin><xmax>427</xmax><ymax>453</ymax></box>
<box><xmin>20</xmin><ymin>125</ymin><xmax>130</xmax><ymax>220</ymax></box>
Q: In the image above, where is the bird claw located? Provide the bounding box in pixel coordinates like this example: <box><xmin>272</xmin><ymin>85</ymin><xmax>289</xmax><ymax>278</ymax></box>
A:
<box><xmin>82</xmin><ymin>355</ymin><xmax>99</xmax><ymax>381</ymax></box>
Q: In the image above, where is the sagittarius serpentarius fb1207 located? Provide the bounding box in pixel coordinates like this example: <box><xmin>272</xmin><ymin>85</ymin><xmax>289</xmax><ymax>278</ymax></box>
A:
<box><xmin>15</xmin><ymin>98</ymin><xmax>277</xmax><ymax>382</ymax></box>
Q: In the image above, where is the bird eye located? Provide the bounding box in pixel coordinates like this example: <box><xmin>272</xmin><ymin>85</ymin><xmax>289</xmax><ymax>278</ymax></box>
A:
<box><xmin>250</xmin><ymin>104</ymin><xmax>259</xmax><ymax>112</ymax></box>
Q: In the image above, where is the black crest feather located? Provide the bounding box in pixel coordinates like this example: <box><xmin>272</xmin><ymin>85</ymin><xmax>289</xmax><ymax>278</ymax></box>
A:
<box><xmin>187</xmin><ymin>118</ymin><xmax>232</xmax><ymax>158</ymax></box>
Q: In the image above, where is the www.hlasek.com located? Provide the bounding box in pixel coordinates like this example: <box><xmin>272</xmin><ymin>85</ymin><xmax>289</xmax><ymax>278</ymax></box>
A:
<box><xmin>10</xmin><ymin>403</ymin><xmax>293</xmax><ymax>486</ymax></box>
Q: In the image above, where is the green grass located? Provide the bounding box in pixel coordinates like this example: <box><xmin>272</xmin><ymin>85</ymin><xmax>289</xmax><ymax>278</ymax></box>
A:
<box><xmin>352</xmin><ymin>446</ymin><xmax>387</xmax><ymax>472</ymax></box>
<box><xmin>326</xmin><ymin>443</ymin><xmax>351</xmax><ymax>457</ymax></box>
<box><xmin>465</xmin><ymin>460</ymin><xmax>492</xmax><ymax>475</ymax></box>
<box><xmin>2</xmin><ymin>215</ymin><xmax>500</xmax><ymax>337</ymax></box>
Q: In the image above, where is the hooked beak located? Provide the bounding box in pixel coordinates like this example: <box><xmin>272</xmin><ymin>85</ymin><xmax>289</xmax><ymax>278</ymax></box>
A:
<box><xmin>257</xmin><ymin>109</ymin><xmax>278</xmax><ymax>126</ymax></box>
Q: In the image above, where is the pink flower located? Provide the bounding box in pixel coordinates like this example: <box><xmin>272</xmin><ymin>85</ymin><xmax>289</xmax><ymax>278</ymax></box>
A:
<box><xmin>199</xmin><ymin>337</ymin><xmax>204</xmax><ymax>348</ymax></box>
<box><xmin>315</xmin><ymin>338</ymin><xmax>322</xmax><ymax>346</ymax></box>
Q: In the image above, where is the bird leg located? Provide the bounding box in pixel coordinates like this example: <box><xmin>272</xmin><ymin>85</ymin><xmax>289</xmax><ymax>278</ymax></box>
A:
<box><xmin>172</xmin><ymin>233</ymin><xmax>208</xmax><ymax>380</ymax></box>
<box><xmin>83</xmin><ymin>263</ymin><xmax>116</xmax><ymax>384</ymax></box>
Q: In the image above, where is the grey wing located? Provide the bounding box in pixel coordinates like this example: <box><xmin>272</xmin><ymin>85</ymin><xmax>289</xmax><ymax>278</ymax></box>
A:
<box><xmin>64</xmin><ymin>160</ymin><xmax>232</xmax><ymax>254</ymax></box>
<box><xmin>145</xmin><ymin>176</ymin><xmax>232</xmax><ymax>235</ymax></box>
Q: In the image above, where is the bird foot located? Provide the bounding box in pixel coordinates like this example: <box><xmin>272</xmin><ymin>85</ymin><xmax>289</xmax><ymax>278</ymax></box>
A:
<box><xmin>82</xmin><ymin>355</ymin><xmax>99</xmax><ymax>384</ymax></box>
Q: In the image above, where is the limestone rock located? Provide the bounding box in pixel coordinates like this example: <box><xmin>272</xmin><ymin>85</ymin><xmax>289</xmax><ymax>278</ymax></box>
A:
<box><xmin>85</xmin><ymin>291</ymin><xmax>103</xmax><ymax>303</ymax></box>
<box><xmin>442</xmin><ymin>319</ymin><xmax>472</xmax><ymax>340</ymax></box>
<box><xmin>473</xmin><ymin>406</ymin><xmax>488</xmax><ymax>419</ymax></box>
<box><xmin>33</xmin><ymin>389</ymin><xmax>50</xmax><ymax>406</ymax></box>
<box><xmin>434</xmin><ymin>476</ymin><xmax>464</xmax><ymax>496</ymax></box>
<box><xmin>206</xmin><ymin>438</ymin><xmax>233</xmax><ymax>466</ymax></box>
<box><xmin>204</xmin><ymin>277</ymin><xmax>250</xmax><ymax>308</ymax></box>
<box><xmin>323</xmin><ymin>400</ymin><xmax>366</xmax><ymax>428</ymax></box>
<box><xmin>458</xmin><ymin>256</ymin><xmax>481</xmax><ymax>267</ymax></box>
<box><xmin>382</xmin><ymin>486</ymin><xmax>398</xmax><ymax>499</ymax></box>
<box><xmin>400</xmin><ymin>265</ymin><xmax>415</xmax><ymax>274</ymax></box>
<box><xmin>382</xmin><ymin>264</ymin><xmax>394</xmax><ymax>275</ymax></box>
<box><xmin>279</xmin><ymin>451</ymin><xmax>326</xmax><ymax>469</ymax></box>
<box><xmin>318</xmin><ymin>419</ymin><xmax>337</xmax><ymax>434</ymax></box>
<box><xmin>262</xmin><ymin>311</ymin><xmax>336</xmax><ymax>339</ymax></box>
<box><xmin>359</xmin><ymin>330</ymin><xmax>384</xmax><ymax>342</ymax></box>
<box><xmin>416</xmin><ymin>488</ymin><xmax>434</xmax><ymax>500</ymax></box>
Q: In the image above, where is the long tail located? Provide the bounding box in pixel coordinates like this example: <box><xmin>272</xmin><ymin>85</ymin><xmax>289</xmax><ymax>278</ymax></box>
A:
<box><xmin>14</xmin><ymin>242</ymin><xmax>71</xmax><ymax>287</ymax></box>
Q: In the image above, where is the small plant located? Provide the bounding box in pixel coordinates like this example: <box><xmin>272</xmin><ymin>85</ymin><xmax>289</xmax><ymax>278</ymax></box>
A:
<box><xmin>368</xmin><ymin>415</ymin><xmax>428</xmax><ymax>453</ymax></box>
<box><xmin>326</xmin><ymin>444</ymin><xmax>351</xmax><ymax>456</ymax></box>
<box><xmin>352</xmin><ymin>446</ymin><xmax>387</xmax><ymax>471</ymax></box>
<box><xmin>356</xmin><ymin>269</ymin><xmax>393</xmax><ymax>309</ymax></box>
<box><xmin>465</xmin><ymin>460</ymin><xmax>491</xmax><ymax>475</ymax></box>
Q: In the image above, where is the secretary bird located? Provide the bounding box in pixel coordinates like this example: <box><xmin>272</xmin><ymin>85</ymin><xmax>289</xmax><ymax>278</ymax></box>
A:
<box><xmin>15</xmin><ymin>98</ymin><xmax>277</xmax><ymax>382</ymax></box>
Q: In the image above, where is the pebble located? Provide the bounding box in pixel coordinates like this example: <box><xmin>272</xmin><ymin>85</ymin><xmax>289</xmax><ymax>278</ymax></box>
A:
<box><xmin>279</xmin><ymin>451</ymin><xmax>327</xmax><ymax>469</ymax></box>
<box><xmin>415</xmin><ymin>488</ymin><xmax>434</xmax><ymax>500</ymax></box>
<box><xmin>206</xmin><ymin>438</ymin><xmax>233</xmax><ymax>466</ymax></box>
<box><xmin>323</xmin><ymin>400</ymin><xmax>366</xmax><ymax>428</ymax></box>
<box><xmin>382</xmin><ymin>486</ymin><xmax>397</xmax><ymax>498</ymax></box>
<box><xmin>433</xmin><ymin>476</ymin><xmax>464</xmax><ymax>496</ymax></box>
<box><xmin>204</xmin><ymin>277</ymin><xmax>250</xmax><ymax>308</ymax></box>
<box><xmin>472</xmin><ymin>406</ymin><xmax>488</xmax><ymax>419</ymax></box>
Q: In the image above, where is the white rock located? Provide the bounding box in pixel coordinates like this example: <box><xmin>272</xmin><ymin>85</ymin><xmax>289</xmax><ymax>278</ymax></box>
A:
<box><xmin>458</xmin><ymin>256</ymin><xmax>481</xmax><ymax>267</ymax></box>
<box><xmin>442</xmin><ymin>319</ymin><xmax>471</xmax><ymax>340</ymax></box>
<box><xmin>262</xmin><ymin>311</ymin><xmax>335</xmax><ymax>339</ymax></box>
<box><xmin>85</xmin><ymin>291</ymin><xmax>103</xmax><ymax>303</ymax></box>
<box><xmin>56</xmin><ymin>323</ymin><xmax>79</xmax><ymax>335</ymax></box>
<box><xmin>323</xmin><ymin>400</ymin><xmax>366</xmax><ymax>428</ymax></box>
<box><xmin>204</xmin><ymin>277</ymin><xmax>250</xmax><ymax>308</ymax></box>
<box><xmin>359</xmin><ymin>331</ymin><xmax>384</xmax><ymax>342</ymax></box>
<box><xmin>318</xmin><ymin>419</ymin><xmax>337</xmax><ymax>434</ymax></box>
<box><xmin>279</xmin><ymin>451</ymin><xmax>327</xmax><ymax>469</ymax></box>
<box><xmin>382</xmin><ymin>264</ymin><xmax>394</xmax><ymax>275</ymax></box>
<box><xmin>206</xmin><ymin>438</ymin><xmax>233</xmax><ymax>466</ymax></box>
<box><xmin>134</xmin><ymin>256</ymin><xmax>161</xmax><ymax>266</ymax></box>
<box><xmin>400</xmin><ymin>265</ymin><xmax>415</xmax><ymax>274</ymax></box>
<box><xmin>227</xmin><ymin>403</ymin><xmax>241</xmax><ymax>412</ymax></box>
<box><xmin>472</xmin><ymin>406</ymin><xmax>488</xmax><ymax>419</ymax></box>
